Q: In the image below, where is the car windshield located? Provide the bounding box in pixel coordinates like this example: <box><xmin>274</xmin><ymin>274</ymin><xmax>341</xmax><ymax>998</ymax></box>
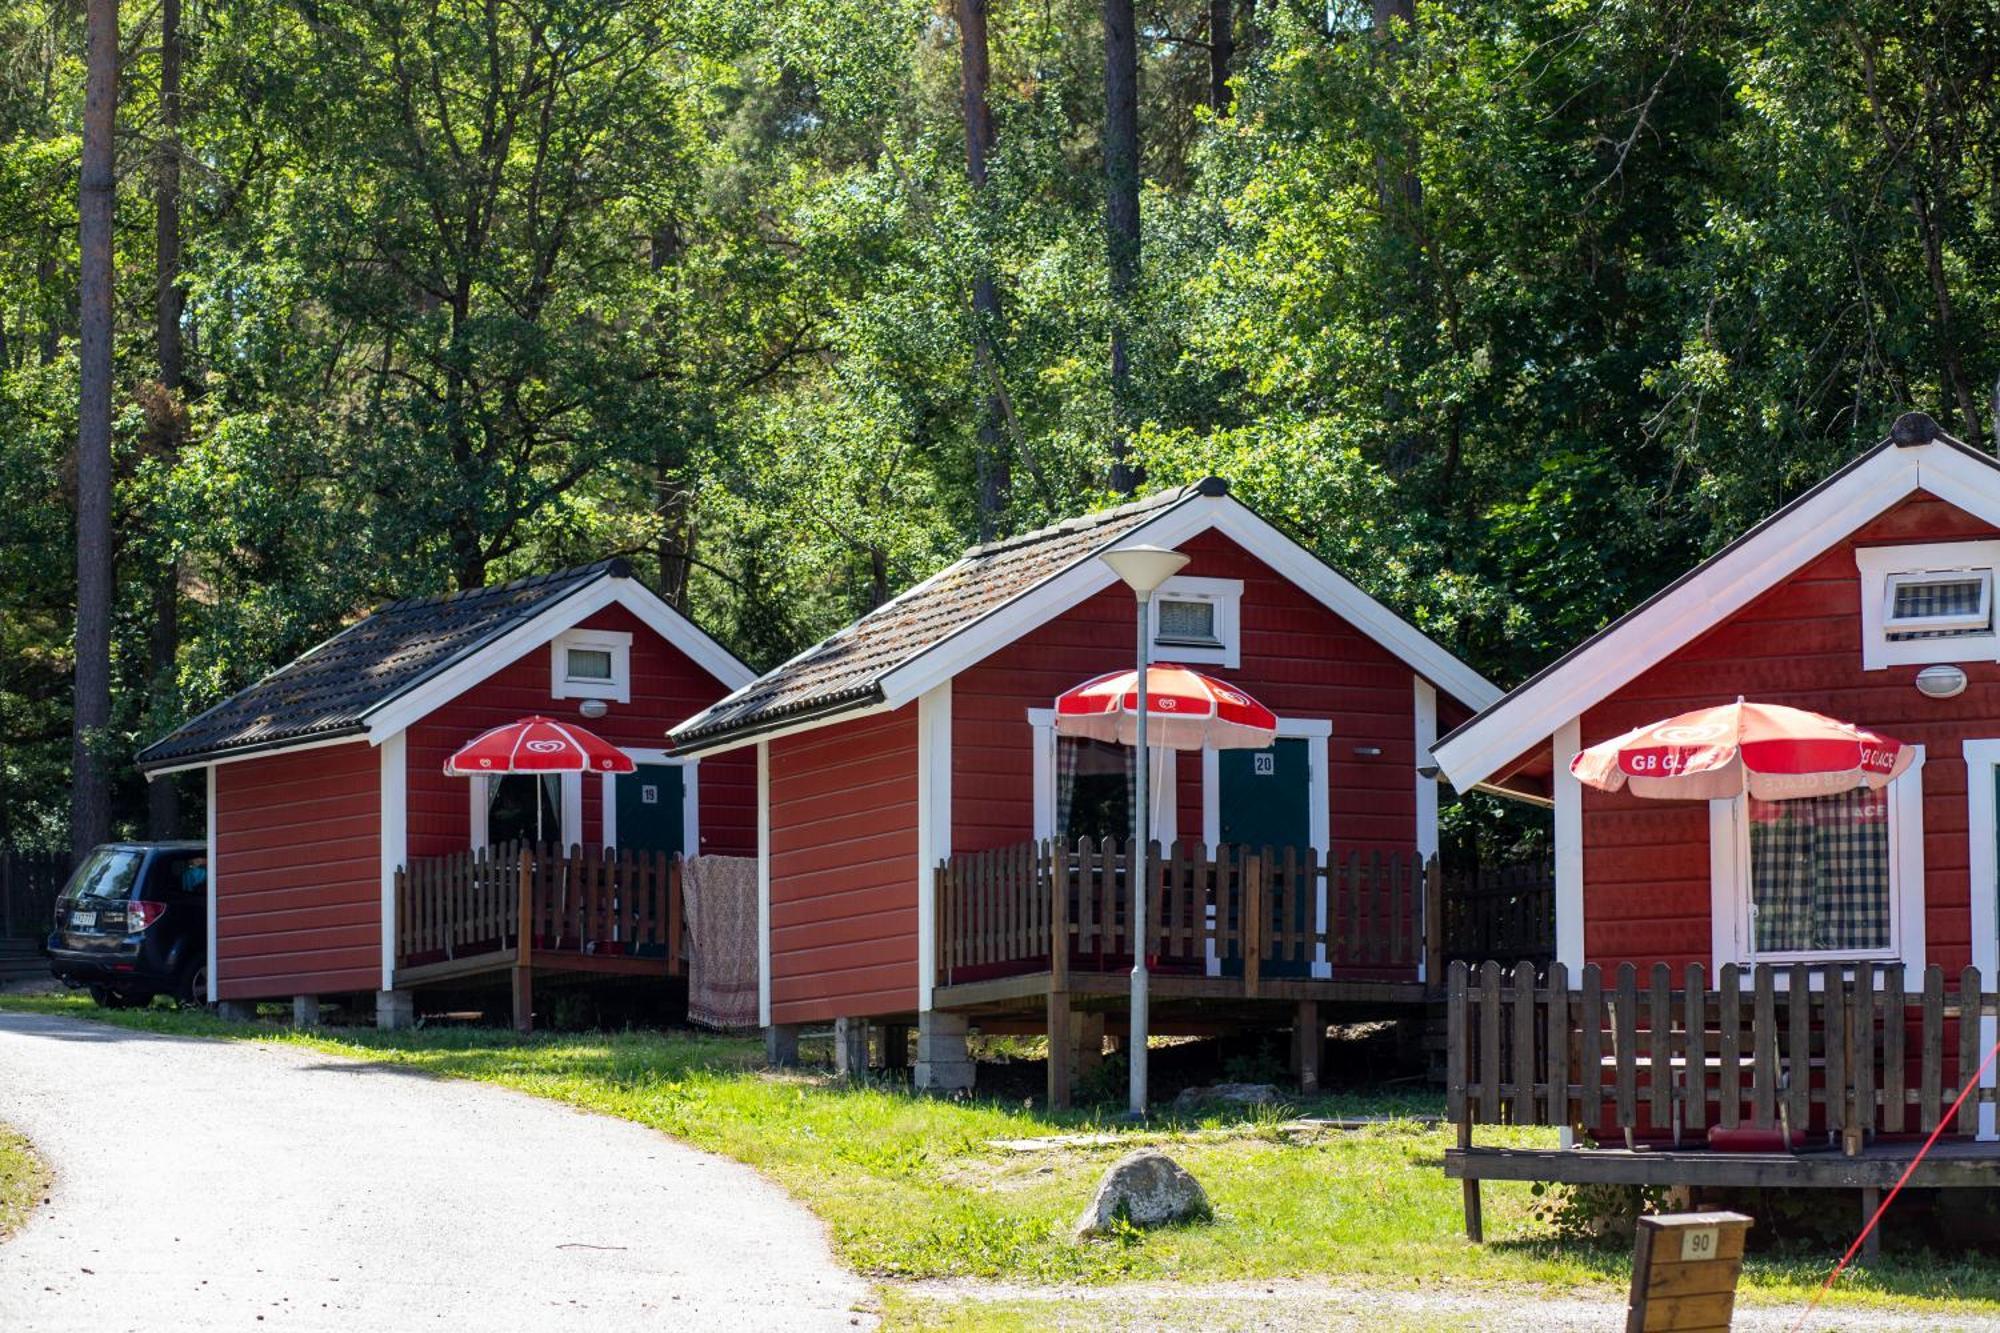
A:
<box><xmin>64</xmin><ymin>847</ymin><xmax>145</xmax><ymax>904</ymax></box>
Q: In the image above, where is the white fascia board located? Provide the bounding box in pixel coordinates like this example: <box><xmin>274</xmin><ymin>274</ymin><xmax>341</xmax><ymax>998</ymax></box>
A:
<box><xmin>878</xmin><ymin>494</ymin><xmax>1500</xmax><ymax>714</ymax></box>
<box><xmin>1433</xmin><ymin>445</ymin><xmax>1928</xmax><ymax>792</ymax></box>
<box><xmin>142</xmin><ymin>731</ymin><xmax>369</xmax><ymax>778</ymax></box>
<box><xmin>362</xmin><ymin>575</ymin><xmax>752</xmax><ymax>740</ymax></box>
<box><xmin>671</xmin><ymin>699</ymin><xmax>897</xmax><ymax>758</ymax></box>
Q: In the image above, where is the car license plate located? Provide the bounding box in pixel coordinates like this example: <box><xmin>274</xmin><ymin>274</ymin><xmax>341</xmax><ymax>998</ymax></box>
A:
<box><xmin>71</xmin><ymin>910</ymin><xmax>96</xmax><ymax>929</ymax></box>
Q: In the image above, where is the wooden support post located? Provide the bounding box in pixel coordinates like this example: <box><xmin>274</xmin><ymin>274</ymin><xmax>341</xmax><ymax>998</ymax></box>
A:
<box><xmin>1047</xmin><ymin>991</ymin><xmax>1072</xmax><ymax>1111</ymax></box>
<box><xmin>513</xmin><ymin>848</ymin><xmax>534</xmax><ymax>1035</ymax></box>
<box><xmin>1459</xmin><ymin>1120</ymin><xmax>1483</xmax><ymax>1244</ymax></box>
<box><xmin>1294</xmin><ymin>999</ymin><xmax>1321</xmax><ymax>1094</ymax></box>
<box><xmin>1859</xmin><ymin>1188</ymin><xmax>1881</xmax><ymax>1264</ymax></box>
<box><xmin>1422</xmin><ymin>855</ymin><xmax>1443</xmax><ymax>989</ymax></box>
<box><xmin>1243</xmin><ymin>852</ymin><xmax>1263</xmax><ymax>999</ymax></box>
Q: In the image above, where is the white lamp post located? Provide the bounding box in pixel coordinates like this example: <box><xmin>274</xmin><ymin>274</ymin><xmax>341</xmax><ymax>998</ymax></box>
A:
<box><xmin>1098</xmin><ymin>543</ymin><xmax>1189</xmax><ymax>1117</ymax></box>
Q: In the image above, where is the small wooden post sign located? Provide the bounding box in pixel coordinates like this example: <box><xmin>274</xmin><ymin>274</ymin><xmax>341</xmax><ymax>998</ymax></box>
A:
<box><xmin>1626</xmin><ymin>1211</ymin><xmax>1753</xmax><ymax>1332</ymax></box>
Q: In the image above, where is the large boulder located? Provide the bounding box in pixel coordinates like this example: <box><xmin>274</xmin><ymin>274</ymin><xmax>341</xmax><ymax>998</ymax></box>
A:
<box><xmin>1072</xmin><ymin>1149</ymin><xmax>1212</xmax><ymax>1239</ymax></box>
<box><xmin>1171</xmin><ymin>1082</ymin><xmax>1284</xmax><ymax>1114</ymax></box>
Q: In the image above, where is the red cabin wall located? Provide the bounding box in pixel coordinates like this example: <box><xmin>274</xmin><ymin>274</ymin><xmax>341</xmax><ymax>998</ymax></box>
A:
<box><xmin>403</xmin><ymin>604</ymin><xmax>753</xmax><ymax>860</ymax></box>
<box><xmin>213</xmin><ymin>741</ymin><xmax>381</xmax><ymax>1000</ymax></box>
<box><xmin>951</xmin><ymin>528</ymin><xmax>1447</xmax><ymax>857</ymax></box>
<box><xmin>1580</xmin><ymin>492</ymin><xmax>2000</xmax><ymax>984</ymax></box>
<box><xmin>768</xmin><ymin>708</ymin><xmax>920</xmax><ymax>1025</ymax></box>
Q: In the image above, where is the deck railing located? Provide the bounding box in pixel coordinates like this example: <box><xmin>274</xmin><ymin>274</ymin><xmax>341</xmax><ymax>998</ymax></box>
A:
<box><xmin>934</xmin><ymin>838</ymin><xmax>1440</xmax><ymax>991</ymax></box>
<box><xmin>396</xmin><ymin>842</ymin><xmax>683</xmax><ymax>976</ymax></box>
<box><xmin>1441</xmin><ymin>857</ymin><xmax>1553</xmax><ymax>966</ymax></box>
<box><xmin>1447</xmin><ymin>960</ymin><xmax>2000</xmax><ymax>1151</ymax></box>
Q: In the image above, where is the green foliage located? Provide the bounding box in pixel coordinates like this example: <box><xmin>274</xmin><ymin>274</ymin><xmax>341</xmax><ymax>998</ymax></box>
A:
<box><xmin>8</xmin><ymin>0</ymin><xmax>2000</xmax><ymax>843</ymax></box>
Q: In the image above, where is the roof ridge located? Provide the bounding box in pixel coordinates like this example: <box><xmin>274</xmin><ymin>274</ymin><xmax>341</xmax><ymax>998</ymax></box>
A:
<box><xmin>372</xmin><ymin>558</ymin><xmax>624</xmax><ymax>617</ymax></box>
<box><xmin>958</xmin><ymin>478</ymin><xmax>1224</xmax><ymax>561</ymax></box>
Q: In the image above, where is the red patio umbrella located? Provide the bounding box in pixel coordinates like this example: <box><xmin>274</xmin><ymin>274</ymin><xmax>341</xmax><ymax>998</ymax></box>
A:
<box><xmin>1569</xmin><ymin>698</ymin><xmax>1912</xmax><ymax>802</ymax></box>
<box><xmin>1053</xmin><ymin>663</ymin><xmax>1278</xmax><ymax>752</ymax></box>
<box><xmin>444</xmin><ymin>716</ymin><xmax>637</xmax><ymax>776</ymax></box>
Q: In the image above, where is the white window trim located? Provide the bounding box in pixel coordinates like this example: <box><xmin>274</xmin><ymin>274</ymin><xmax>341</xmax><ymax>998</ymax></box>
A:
<box><xmin>1147</xmin><ymin>575</ymin><xmax>1243</xmax><ymax>668</ymax></box>
<box><xmin>550</xmin><ymin>627</ymin><xmax>633</xmax><ymax>702</ymax></box>
<box><xmin>600</xmin><ymin>748</ymin><xmax>698</xmax><ymax>856</ymax></box>
<box><xmin>468</xmin><ymin>771</ymin><xmax>583</xmax><ymax>851</ymax></box>
<box><xmin>1857</xmin><ymin>541</ymin><xmax>2000</xmax><ymax>670</ymax></box>
<box><xmin>1708</xmin><ymin>746</ymin><xmax>1925</xmax><ymax>984</ymax></box>
<box><xmin>1961</xmin><ymin>738</ymin><xmax>2000</xmax><ymax>1140</ymax></box>
<box><xmin>1027</xmin><ymin>707</ymin><xmax>1177</xmax><ymax>848</ymax></box>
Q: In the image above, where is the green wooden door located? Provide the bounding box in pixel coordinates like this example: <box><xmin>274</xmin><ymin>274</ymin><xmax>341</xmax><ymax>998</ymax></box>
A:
<box><xmin>1218</xmin><ymin>737</ymin><xmax>1315</xmax><ymax>977</ymax></box>
<box><xmin>614</xmin><ymin>763</ymin><xmax>685</xmax><ymax>858</ymax></box>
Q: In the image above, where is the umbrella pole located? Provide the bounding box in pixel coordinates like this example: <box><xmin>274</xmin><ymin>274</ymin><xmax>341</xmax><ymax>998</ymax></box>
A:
<box><xmin>1130</xmin><ymin>594</ymin><xmax>1151</xmax><ymax>1119</ymax></box>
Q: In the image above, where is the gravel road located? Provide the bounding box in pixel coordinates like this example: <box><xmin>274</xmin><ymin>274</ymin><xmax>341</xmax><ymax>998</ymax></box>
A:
<box><xmin>0</xmin><ymin>1010</ymin><xmax>871</xmax><ymax>1331</ymax></box>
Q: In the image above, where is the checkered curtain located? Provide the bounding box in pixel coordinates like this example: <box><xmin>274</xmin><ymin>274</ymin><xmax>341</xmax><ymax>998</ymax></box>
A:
<box><xmin>1887</xmin><ymin>576</ymin><xmax>1984</xmax><ymax>640</ymax></box>
<box><xmin>1749</xmin><ymin>788</ymin><xmax>1890</xmax><ymax>953</ymax></box>
<box><xmin>1054</xmin><ymin>735</ymin><xmax>1081</xmax><ymax>842</ymax></box>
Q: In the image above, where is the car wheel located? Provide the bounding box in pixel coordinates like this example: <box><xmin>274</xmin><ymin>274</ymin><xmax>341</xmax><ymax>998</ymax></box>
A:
<box><xmin>178</xmin><ymin>960</ymin><xmax>211</xmax><ymax>1008</ymax></box>
<box><xmin>87</xmin><ymin>985</ymin><xmax>139</xmax><ymax>1010</ymax></box>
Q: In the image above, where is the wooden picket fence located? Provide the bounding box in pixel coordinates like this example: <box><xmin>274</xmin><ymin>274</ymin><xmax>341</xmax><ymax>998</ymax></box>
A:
<box><xmin>1441</xmin><ymin>857</ymin><xmax>1553</xmax><ymax>966</ymax></box>
<box><xmin>1448</xmin><ymin>960</ymin><xmax>2000</xmax><ymax>1150</ymax></box>
<box><xmin>396</xmin><ymin>843</ymin><xmax>683</xmax><ymax>974</ymax></box>
<box><xmin>935</xmin><ymin>838</ymin><xmax>1438</xmax><ymax>991</ymax></box>
<box><xmin>0</xmin><ymin>849</ymin><xmax>69</xmax><ymax>940</ymax></box>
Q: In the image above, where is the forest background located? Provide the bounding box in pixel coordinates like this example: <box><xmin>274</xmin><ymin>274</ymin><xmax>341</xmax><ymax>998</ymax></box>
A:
<box><xmin>2</xmin><ymin>0</ymin><xmax>1993</xmax><ymax>854</ymax></box>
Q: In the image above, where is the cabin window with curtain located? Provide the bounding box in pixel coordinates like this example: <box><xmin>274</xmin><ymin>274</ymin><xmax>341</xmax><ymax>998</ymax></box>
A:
<box><xmin>1745</xmin><ymin>788</ymin><xmax>1892</xmax><ymax>956</ymax></box>
<box><xmin>1883</xmin><ymin>569</ymin><xmax>1992</xmax><ymax>641</ymax></box>
<box><xmin>1054</xmin><ymin>736</ymin><xmax>1133</xmax><ymax>845</ymax></box>
<box><xmin>487</xmin><ymin>773</ymin><xmax>564</xmax><ymax>848</ymax></box>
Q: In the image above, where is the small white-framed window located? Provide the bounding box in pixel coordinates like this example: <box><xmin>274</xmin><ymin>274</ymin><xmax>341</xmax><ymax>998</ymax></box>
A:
<box><xmin>1027</xmin><ymin>708</ymin><xmax>1176</xmax><ymax>847</ymax></box>
<box><xmin>1710</xmin><ymin>748</ymin><xmax>1925</xmax><ymax>976</ymax></box>
<box><xmin>469</xmin><ymin>771</ymin><xmax>582</xmax><ymax>851</ymax></box>
<box><xmin>1857</xmin><ymin>541</ymin><xmax>2000</xmax><ymax>669</ymax></box>
<box><xmin>1147</xmin><ymin>575</ymin><xmax>1242</xmax><ymax>668</ymax></box>
<box><xmin>550</xmin><ymin>628</ymin><xmax>632</xmax><ymax>702</ymax></box>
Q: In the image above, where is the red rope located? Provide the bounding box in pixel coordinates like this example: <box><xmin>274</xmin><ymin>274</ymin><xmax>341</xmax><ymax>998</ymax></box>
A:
<box><xmin>1788</xmin><ymin>1030</ymin><xmax>2000</xmax><ymax>1333</ymax></box>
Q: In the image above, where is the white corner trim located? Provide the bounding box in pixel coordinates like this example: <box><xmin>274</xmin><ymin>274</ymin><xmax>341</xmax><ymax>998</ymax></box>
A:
<box><xmin>1553</xmin><ymin>718</ymin><xmax>1584</xmax><ymax>972</ymax></box>
<box><xmin>1708</xmin><ymin>797</ymin><xmax>1738</xmax><ymax>973</ymax></box>
<box><xmin>550</xmin><ymin>627</ymin><xmax>633</xmax><ymax>703</ymax></box>
<box><xmin>876</xmin><ymin>495</ymin><xmax>1500</xmax><ymax>716</ymax></box>
<box><xmin>362</xmin><ymin>573</ymin><xmax>753</xmax><ymax>740</ymax></box>
<box><xmin>1965</xmin><ymin>738</ymin><xmax>2000</xmax><ymax>1140</ymax></box>
<box><xmin>1436</xmin><ymin>442</ymin><xmax>1942</xmax><ymax>791</ymax></box>
<box><xmin>917</xmin><ymin>681</ymin><xmax>952</xmax><ymax>1011</ymax></box>
<box><xmin>1030</xmin><ymin>707</ymin><xmax>1056</xmax><ymax>842</ymax></box>
<box><xmin>379</xmin><ymin>732</ymin><xmax>406</xmax><ymax>991</ymax></box>
<box><xmin>1414</xmin><ymin>678</ymin><xmax>1439</xmax><ymax>862</ymax></box>
<box><xmin>205</xmin><ymin>764</ymin><xmax>219</xmax><ymax>1003</ymax></box>
<box><xmin>756</xmin><ymin>740</ymin><xmax>772</xmax><ymax>1028</ymax></box>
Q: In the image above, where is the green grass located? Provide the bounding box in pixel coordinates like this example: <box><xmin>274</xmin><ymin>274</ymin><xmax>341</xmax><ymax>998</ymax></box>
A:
<box><xmin>3</xmin><ymin>993</ymin><xmax>1997</xmax><ymax>1324</ymax></box>
<box><xmin>0</xmin><ymin>1119</ymin><xmax>49</xmax><ymax>1242</ymax></box>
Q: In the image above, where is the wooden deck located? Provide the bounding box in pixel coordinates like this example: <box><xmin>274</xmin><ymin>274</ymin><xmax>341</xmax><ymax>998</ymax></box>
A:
<box><xmin>1443</xmin><ymin>959</ymin><xmax>2000</xmax><ymax>1247</ymax></box>
<box><xmin>394</xmin><ymin>842</ymin><xmax>684</xmax><ymax>1028</ymax></box>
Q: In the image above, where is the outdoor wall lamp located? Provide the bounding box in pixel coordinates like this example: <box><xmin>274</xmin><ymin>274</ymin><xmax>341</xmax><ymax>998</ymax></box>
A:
<box><xmin>1915</xmin><ymin>664</ymin><xmax>1967</xmax><ymax>700</ymax></box>
<box><xmin>578</xmin><ymin>698</ymin><xmax>610</xmax><ymax>719</ymax></box>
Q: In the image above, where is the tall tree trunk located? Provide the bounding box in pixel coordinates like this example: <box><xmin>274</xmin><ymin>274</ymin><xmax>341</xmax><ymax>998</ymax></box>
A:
<box><xmin>1209</xmin><ymin>0</ymin><xmax>1233</xmax><ymax>114</ymax></box>
<box><xmin>957</xmin><ymin>0</ymin><xmax>1009</xmax><ymax>536</ymax></box>
<box><xmin>1102</xmin><ymin>0</ymin><xmax>1141</xmax><ymax>494</ymax></box>
<box><xmin>1911</xmin><ymin>182</ymin><xmax>1982</xmax><ymax>444</ymax></box>
<box><xmin>147</xmin><ymin>0</ymin><xmax>184</xmax><ymax>839</ymax></box>
<box><xmin>73</xmin><ymin>0</ymin><xmax>119</xmax><ymax>861</ymax></box>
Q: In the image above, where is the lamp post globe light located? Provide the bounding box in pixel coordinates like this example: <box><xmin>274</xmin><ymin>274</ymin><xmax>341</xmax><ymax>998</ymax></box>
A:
<box><xmin>1097</xmin><ymin>544</ymin><xmax>1189</xmax><ymax>1116</ymax></box>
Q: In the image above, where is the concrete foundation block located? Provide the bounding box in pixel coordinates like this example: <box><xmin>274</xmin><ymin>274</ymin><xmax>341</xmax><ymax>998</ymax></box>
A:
<box><xmin>915</xmin><ymin>1010</ymin><xmax>974</xmax><ymax>1094</ymax></box>
<box><xmin>216</xmin><ymin>999</ymin><xmax>256</xmax><ymax>1023</ymax></box>
<box><xmin>376</xmin><ymin>988</ymin><xmax>416</xmax><ymax>1031</ymax></box>
<box><xmin>765</xmin><ymin>1023</ymin><xmax>801</xmax><ymax>1067</ymax></box>
<box><xmin>293</xmin><ymin>994</ymin><xmax>322</xmax><ymax>1027</ymax></box>
<box><xmin>834</xmin><ymin>1016</ymin><xmax>871</xmax><ymax>1077</ymax></box>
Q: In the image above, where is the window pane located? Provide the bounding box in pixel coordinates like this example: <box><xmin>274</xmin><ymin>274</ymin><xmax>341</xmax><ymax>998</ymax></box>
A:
<box><xmin>1748</xmin><ymin>788</ymin><xmax>1890</xmax><ymax>954</ymax></box>
<box><xmin>489</xmin><ymin>774</ymin><xmax>563</xmax><ymax>846</ymax></box>
<box><xmin>1055</xmin><ymin>737</ymin><xmax>1132</xmax><ymax>844</ymax></box>
<box><xmin>1887</xmin><ymin>574</ymin><xmax>1988</xmax><ymax>639</ymax></box>
<box><xmin>1157</xmin><ymin>598</ymin><xmax>1217</xmax><ymax>644</ymax></box>
<box><xmin>566</xmin><ymin>647</ymin><xmax>614</xmax><ymax>680</ymax></box>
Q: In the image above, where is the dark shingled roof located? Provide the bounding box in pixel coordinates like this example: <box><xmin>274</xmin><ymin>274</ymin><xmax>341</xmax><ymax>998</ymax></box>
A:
<box><xmin>671</xmin><ymin>480</ymin><xmax>1224</xmax><ymax>749</ymax></box>
<box><xmin>137</xmin><ymin>561</ymin><xmax>627</xmax><ymax>770</ymax></box>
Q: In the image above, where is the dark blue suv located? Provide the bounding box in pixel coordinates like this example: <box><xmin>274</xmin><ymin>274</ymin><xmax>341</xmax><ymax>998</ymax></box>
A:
<box><xmin>47</xmin><ymin>842</ymin><xmax>210</xmax><ymax>1007</ymax></box>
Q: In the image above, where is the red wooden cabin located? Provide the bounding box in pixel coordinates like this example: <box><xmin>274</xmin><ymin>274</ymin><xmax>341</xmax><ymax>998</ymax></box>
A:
<box><xmin>137</xmin><ymin>560</ymin><xmax>754</xmax><ymax>1022</ymax></box>
<box><xmin>671</xmin><ymin>478</ymin><xmax>1500</xmax><ymax>1095</ymax></box>
<box><xmin>1434</xmin><ymin>414</ymin><xmax>2000</xmax><ymax>1207</ymax></box>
